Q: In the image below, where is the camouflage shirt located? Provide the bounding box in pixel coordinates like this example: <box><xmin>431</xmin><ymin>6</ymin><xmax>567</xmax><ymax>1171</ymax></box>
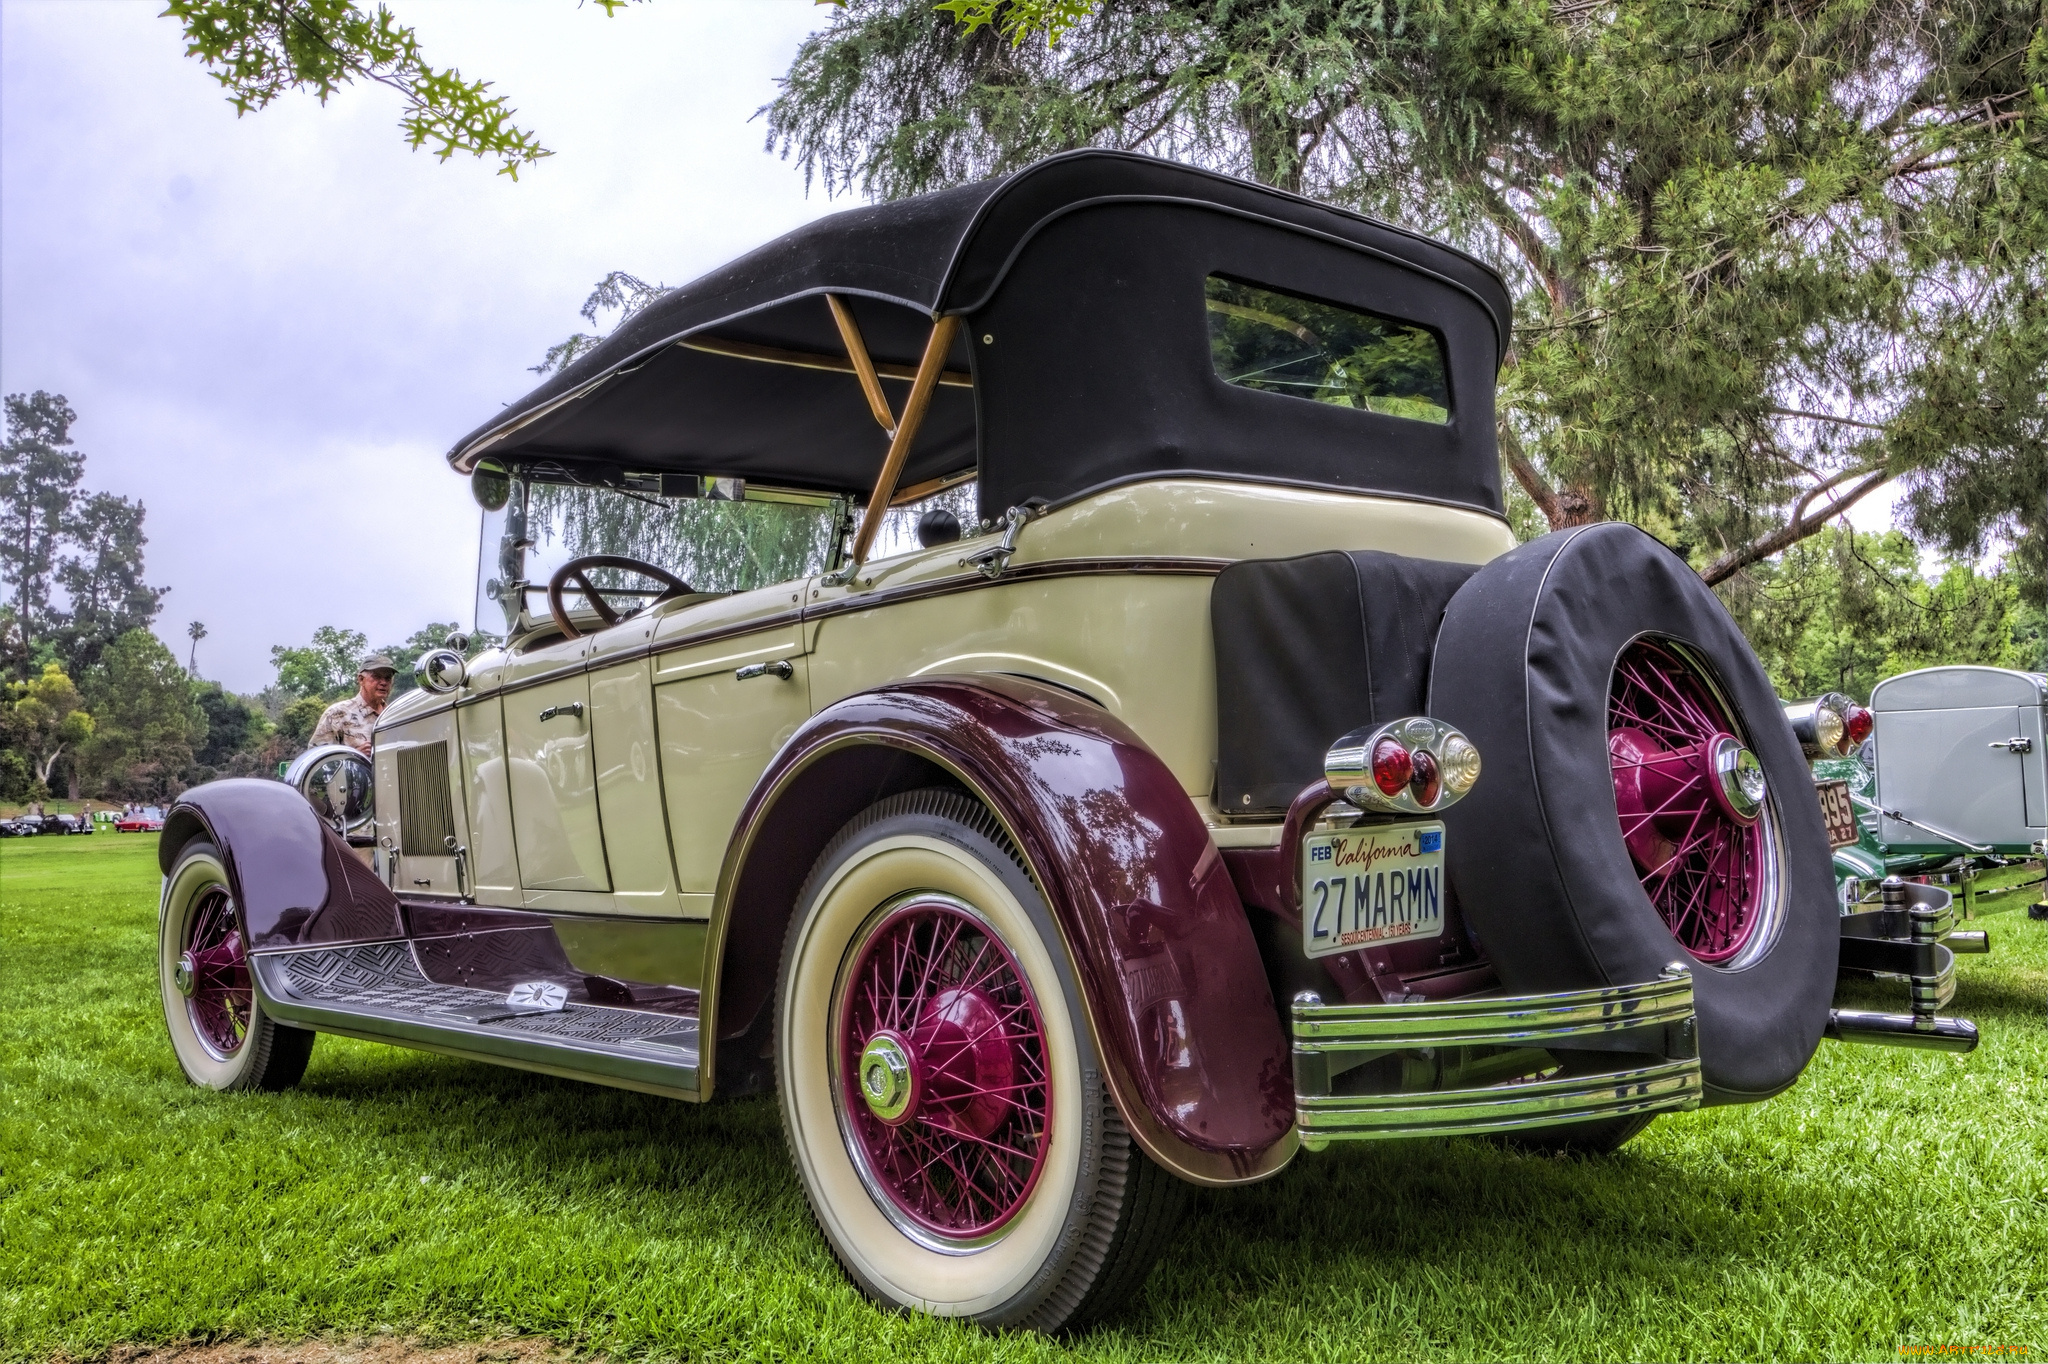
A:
<box><xmin>310</xmin><ymin>695</ymin><xmax>384</xmax><ymax>753</ymax></box>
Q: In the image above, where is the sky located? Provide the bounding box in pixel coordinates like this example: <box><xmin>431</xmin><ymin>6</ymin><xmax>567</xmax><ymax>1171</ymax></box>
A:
<box><xmin>1</xmin><ymin>0</ymin><xmax>839</xmax><ymax>692</ymax></box>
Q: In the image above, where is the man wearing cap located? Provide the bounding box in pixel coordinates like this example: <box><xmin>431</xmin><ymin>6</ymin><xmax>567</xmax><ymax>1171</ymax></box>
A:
<box><xmin>310</xmin><ymin>655</ymin><xmax>398</xmax><ymax>755</ymax></box>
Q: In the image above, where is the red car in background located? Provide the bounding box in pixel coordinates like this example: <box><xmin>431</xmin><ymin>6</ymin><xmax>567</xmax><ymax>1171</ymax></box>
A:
<box><xmin>115</xmin><ymin>808</ymin><xmax>166</xmax><ymax>833</ymax></box>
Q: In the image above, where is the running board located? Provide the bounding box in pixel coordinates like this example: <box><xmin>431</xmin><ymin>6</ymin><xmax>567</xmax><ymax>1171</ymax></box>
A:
<box><xmin>252</xmin><ymin>941</ymin><xmax>702</xmax><ymax>1098</ymax></box>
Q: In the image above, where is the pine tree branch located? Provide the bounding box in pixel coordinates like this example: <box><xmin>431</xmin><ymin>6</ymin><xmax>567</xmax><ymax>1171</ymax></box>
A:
<box><xmin>1700</xmin><ymin>468</ymin><xmax>1893</xmax><ymax>586</ymax></box>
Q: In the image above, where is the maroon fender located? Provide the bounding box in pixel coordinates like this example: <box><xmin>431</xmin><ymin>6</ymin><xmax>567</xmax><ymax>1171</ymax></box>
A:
<box><xmin>708</xmin><ymin>675</ymin><xmax>1296</xmax><ymax>1186</ymax></box>
<box><xmin>161</xmin><ymin>778</ymin><xmax>402</xmax><ymax>951</ymax></box>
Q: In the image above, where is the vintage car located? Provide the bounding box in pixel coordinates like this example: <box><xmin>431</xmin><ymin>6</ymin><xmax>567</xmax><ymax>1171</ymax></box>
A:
<box><xmin>8</xmin><ymin>812</ymin><xmax>92</xmax><ymax>835</ymax></box>
<box><xmin>157</xmin><ymin>151</ymin><xmax>1979</xmax><ymax>1331</ymax></box>
<box><xmin>1797</xmin><ymin>669</ymin><xmax>2047</xmax><ymax>919</ymax></box>
<box><xmin>116</xmin><ymin>807</ymin><xmax>167</xmax><ymax>834</ymax></box>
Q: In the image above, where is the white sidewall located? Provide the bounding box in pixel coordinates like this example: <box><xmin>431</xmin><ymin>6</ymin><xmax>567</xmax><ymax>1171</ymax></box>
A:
<box><xmin>780</xmin><ymin>833</ymin><xmax>1085</xmax><ymax>1318</ymax></box>
<box><xmin>159</xmin><ymin>849</ymin><xmax>255</xmax><ymax>1090</ymax></box>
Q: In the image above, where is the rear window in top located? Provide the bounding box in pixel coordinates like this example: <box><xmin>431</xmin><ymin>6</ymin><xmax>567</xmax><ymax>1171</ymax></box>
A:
<box><xmin>1204</xmin><ymin>276</ymin><xmax>1450</xmax><ymax>424</ymax></box>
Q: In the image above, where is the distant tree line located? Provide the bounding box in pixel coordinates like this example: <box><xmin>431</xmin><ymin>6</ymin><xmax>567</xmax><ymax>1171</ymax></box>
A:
<box><xmin>0</xmin><ymin>390</ymin><xmax>463</xmax><ymax>805</ymax></box>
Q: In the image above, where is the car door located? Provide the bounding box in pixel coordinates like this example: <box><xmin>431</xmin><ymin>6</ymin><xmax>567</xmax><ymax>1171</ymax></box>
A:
<box><xmin>587</xmin><ymin>611</ymin><xmax>682</xmax><ymax>916</ymax></box>
<box><xmin>500</xmin><ymin>636</ymin><xmax>611</xmax><ymax>895</ymax></box>
<box><xmin>651</xmin><ymin>580</ymin><xmax>814</xmax><ymax>916</ymax></box>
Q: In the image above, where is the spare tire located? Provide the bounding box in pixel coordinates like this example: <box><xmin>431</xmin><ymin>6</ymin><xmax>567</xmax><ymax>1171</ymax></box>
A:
<box><xmin>1429</xmin><ymin>523</ymin><xmax>1837</xmax><ymax>1103</ymax></box>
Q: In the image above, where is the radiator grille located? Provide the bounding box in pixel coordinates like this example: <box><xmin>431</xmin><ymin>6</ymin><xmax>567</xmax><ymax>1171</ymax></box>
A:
<box><xmin>397</xmin><ymin>741</ymin><xmax>456</xmax><ymax>857</ymax></box>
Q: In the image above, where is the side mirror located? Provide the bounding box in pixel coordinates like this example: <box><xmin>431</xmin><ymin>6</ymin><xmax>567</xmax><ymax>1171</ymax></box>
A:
<box><xmin>472</xmin><ymin>458</ymin><xmax>511</xmax><ymax>512</ymax></box>
<box><xmin>284</xmin><ymin>744</ymin><xmax>375</xmax><ymax>836</ymax></box>
<box><xmin>417</xmin><ymin>647</ymin><xmax>468</xmax><ymax>694</ymax></box>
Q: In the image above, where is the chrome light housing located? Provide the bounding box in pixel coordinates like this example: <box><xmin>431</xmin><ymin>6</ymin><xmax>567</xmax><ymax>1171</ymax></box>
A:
<box><xmin>417</xmin><ymin>647</ymin><xmax>468</xmax><ymax>694</ymax></box>
<box><xmin>1325</xmin><ymin>716</ymin><xmax>1481</xmax><ymax>815</ymax></box>
<box><xmin>1783</xmin><ymin>692</ymin><xmax>1867</xmax><ymax>760</ymax></box>
<box><xmin>284</xmin><ymin>744</ymin><xmax>374</xmax><ymax>835</ymax></box>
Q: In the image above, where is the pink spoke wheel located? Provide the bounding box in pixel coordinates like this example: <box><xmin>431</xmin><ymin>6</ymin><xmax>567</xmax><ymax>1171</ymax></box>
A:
<box><xmin>836</xmin><ymin>898</ymin><xmax>1052</xmax><ymax>1242</ymax></box>
<box><xmin>1608</xmin><ymin>638</ymin><xmax>1774</xmax><ymax>963</ymax></box>
<box><xmin>174</xmin><ymin>887</ymin><xmax>251</xmax><ymax>1058</ymax></box>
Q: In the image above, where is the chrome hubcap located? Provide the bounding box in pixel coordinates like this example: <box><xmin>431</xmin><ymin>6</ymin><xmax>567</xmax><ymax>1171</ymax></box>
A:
<box><xmin>1707</xmin><ymin>734</ymin><xmax>1766</xmax><ymax>825</ymax></box>
<box><xmin>173</xmin><ymin>950</ymin><xmax>199</xmax><ymax>998</ymax></box>
<box><xmin>858</xmin><ymin>1031</ymin><xmax>916</xmax><ymax>1124</ymax></box>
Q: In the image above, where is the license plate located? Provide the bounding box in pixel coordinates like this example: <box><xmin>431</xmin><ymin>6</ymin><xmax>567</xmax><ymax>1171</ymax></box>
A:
<box><xmin>1816</xmin><ymin>779</ymin><xmax>1860</xmax><ymax>849</ymax></box>
<box><xmin>1301</xmin><ymin>821</ymin><xmax>1445</xmax><ymax>960</ymax></box>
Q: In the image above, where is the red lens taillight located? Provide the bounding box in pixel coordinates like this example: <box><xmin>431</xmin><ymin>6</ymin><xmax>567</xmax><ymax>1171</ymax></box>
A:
<box><xmin>1843</xmin><ymin>705</ymin><xmax>1873</xmax><ymax>746</ymax></box>
<box><xmin>1409</xmin><ymin>747</ymin><xmax>1442</xmax><ymax>806</ymax></box>
<box><xmin>1371</xmin><ymin>738</ymin><xmax>1413</xmax><ymax>796</ymax></box>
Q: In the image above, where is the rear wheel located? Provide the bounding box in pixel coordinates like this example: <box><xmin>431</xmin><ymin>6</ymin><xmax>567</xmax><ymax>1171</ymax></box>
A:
<box><xmin>160</xmin><ymin>840</ymin><xmax>314</xmax><ymax>1091</ymax></box>
<box><xmin>776</xmin><ymin>789</ymin><xmax>1185</xmax><ymax>1331</ymax></box>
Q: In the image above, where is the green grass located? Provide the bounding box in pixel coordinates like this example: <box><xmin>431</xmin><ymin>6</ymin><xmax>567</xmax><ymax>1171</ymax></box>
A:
<box><xmin>3</xmin><ymin>835</ymin><xmax>2046</xmax><ymax>1363</ymax></box>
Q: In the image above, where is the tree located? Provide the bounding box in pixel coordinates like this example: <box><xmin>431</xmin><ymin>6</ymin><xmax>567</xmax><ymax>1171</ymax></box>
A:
<box><xmin>1721</xmin><ymin>526</ymin><xmax>2031</xmax><ymax>702</ymax></box>
<box><xmin>192</xmin><ymin>680</ymin><xmax>267</xmax><ymax>770</ymax></box>
<box><xmin>81</xmin><ymin>630</ymin><xmax>207</xmax><ymax>802</ymax></box>
<box><xmin>767</xmin><ymin>0</ymin><xmax>2048</xmax><ymax>598</ymax></box>
<box><xmin>8</xmin><ymin>662</ymin><xmax>94</xmax><ymax>792</ymax></box>
<box><xmin>269</xmin><ymin>625</ymin><xmax>369</xmax><ymax>699</ymax></box>
<box><xmin>187</xmin><ymin>620</ymin><xmax>208</xmax><ymax>675</ymax></box>
<box><xmin>53</xmin><ymin>492</ymin><xmax>168</xmax><ymax>676</ymax></box>
<box><xmin>0</xmin><ymin>393</ymin><xmax>86</xmax><ymax>642</ymax></box>
<box><xmin>159</xmin><ymin>0</ymin><xmax>650</xmax><ymax>178</ymax></box>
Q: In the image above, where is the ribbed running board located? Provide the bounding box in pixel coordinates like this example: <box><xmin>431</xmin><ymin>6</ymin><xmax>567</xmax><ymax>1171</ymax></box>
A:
<box><xmin>253</xmin><ymin>941</ymin><xmax>701</xmax><ymax>1097</ymax></box>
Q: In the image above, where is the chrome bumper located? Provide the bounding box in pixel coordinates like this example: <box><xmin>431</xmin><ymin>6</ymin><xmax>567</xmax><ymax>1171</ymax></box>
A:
<box><xmin>1832</xmin><ymin>877</ymin><xmax>1980</xmax><ymax>1053</ymax></box>
<box><xmin>1291</xmin><ymin>969</ymin><xmax>1702</xmax><ymax>1149</ymax></box>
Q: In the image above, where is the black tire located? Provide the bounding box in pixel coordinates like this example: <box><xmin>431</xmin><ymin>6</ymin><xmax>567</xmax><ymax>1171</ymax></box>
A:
<box><xmin>160</xmin><ymin>839</ymin><xmax>315</xmax><ymax>1091</ymax></box>
<box><xmin>774</xmin><ymin>788</ymin><xmax>1186</xmax><ymax>1331</ymax></box>
<box><xmin>1431</xmin><ymin>524</ymin><xmax>1838</xmax><ymax>1103</ymax></box>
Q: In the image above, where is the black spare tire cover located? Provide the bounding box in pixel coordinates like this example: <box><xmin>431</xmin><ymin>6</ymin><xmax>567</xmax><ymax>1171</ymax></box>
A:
<box><xmin>1429</xmin><ymin>523</ymin><xmax>1837</xmax><ymax>1102</ymax></box>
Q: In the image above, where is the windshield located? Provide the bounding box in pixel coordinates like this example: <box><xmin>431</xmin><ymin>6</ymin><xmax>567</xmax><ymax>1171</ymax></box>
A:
<box><xmin>475</xmin><ymin>475</ymin><xmax>846</xmax><ymax>635</ymax></box>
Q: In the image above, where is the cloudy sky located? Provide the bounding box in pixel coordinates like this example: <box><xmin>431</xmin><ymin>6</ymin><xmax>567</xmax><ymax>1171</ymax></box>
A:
<box><xmin>4</xmin><ymin>1</ymin><xmax>1918</xmax><ymax>696</ymax></box>
<box><xmin>1</xmin><ymin>0</ymin><xmax>838</xmax><ymax>692</ymax></box>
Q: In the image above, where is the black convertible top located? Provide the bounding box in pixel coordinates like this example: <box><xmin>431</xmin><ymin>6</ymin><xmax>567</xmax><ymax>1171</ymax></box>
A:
<box><xmin>450</xmin><ymin>150</ymin><xmax>1513</xmax><ymax>522</ymax></box>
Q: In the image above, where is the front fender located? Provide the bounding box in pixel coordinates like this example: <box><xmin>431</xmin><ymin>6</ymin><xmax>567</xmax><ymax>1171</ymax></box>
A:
<box><xmin>711</xmin><ymin>675</ymin><xmax>1296</xmax><ymax>1186</ymax></box>
<box><xmin>161</xmin><ymin>778</ymin><xmax>401</xmax><ymax>950</ymax></box>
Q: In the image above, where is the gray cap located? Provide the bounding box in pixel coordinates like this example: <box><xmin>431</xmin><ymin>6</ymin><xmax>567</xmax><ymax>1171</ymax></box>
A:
<box><xmin>358</xmin><ymin>654</ymin><xmax>398</xmax><ymax>676</ymax></box>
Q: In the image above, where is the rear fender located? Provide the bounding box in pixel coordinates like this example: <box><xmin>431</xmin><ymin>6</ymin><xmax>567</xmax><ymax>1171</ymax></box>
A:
<box><xmin>160</xmin><ymin>778</ymin><xmax>402</xmax><ymax>950</ymax></box>
<box><xmin>709</xmin><ymin>675</ymin><xmax>1296</xmax><ymax>1186</ymax></box>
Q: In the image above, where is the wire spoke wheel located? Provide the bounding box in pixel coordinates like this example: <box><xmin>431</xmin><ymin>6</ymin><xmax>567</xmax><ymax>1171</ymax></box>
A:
<box><xmin>1608</xmin><ymin>638</ymin><xmax>1775</xmax><ymax>964</ymax></box>
<box><xmin>160</xmin><ymin>840</ymin><xmax>314</xmax><ymax>1092</ymax></box>
<box><xmin>181</xmin><ymin>887</ymin><xmax>252</xmax><ymax>1058</ymax></box>
<box><xmin>836</xmin><ymin>897</ymin><xmax>1052</xmax><ymax>1242</ymax></box>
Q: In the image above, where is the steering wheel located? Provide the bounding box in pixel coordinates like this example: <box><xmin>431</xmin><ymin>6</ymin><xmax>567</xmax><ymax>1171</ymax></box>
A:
<box><xmin>547</xmin><ymin>555</ymin><xmax>693</xmax><ymax>639</ymax></box>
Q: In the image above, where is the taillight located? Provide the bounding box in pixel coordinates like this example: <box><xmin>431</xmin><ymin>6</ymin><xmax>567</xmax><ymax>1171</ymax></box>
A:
<box><xmin>1371</xmin><ymin>737</ymin><xmax>1412</xmax><ymax>796</ymax></box>
<box><xmin>1843</xmin><ymin>704</ymin><xmax>1872</xmax><ymax>746</ymax></box>
<box><xmin>1325</xmin><ymin>718</ymin><xmax>1481</xmax><ymax>815</ymax></box>
<box><xmin>1814</xmin><ymin>706</ymin><xmax>1845</xmax><ymax>756</ymax></box>
<box><xmin>1408</xmin><ymin>747</ymin><xmax>1441</xmax><ymax>806</ymax></box>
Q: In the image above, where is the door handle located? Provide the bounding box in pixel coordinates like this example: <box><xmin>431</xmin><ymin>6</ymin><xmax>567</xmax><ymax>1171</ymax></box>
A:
<box><xmin>735</xmin><ymin>659</ymin><xmax>795</xmax><ymax>682</ymax></box>
<box><xmin>538</xmin><ymin>701</ymin><xmax>585</xmax><ymax>722</ymax></box>
<box><xmin>1989</xmin><ymin>737</ymin><xmax>2034</xmax><ymax>754</ymax></box>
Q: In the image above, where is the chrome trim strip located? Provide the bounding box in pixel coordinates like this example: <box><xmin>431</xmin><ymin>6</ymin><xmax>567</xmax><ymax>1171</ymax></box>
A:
<box><xmin>1291</xmin><ymin>973</ymin><xmax>1695</xmax><ymax>1051</ymax></box>
<box><xmin>1294</xmin><ymin>1058</ymin><xmax>1701</xmax><ymax>1147</ymax></box>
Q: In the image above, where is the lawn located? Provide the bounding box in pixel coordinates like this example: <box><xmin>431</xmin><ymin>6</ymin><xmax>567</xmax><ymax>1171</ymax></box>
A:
<box><xmin>4</xmin><ymin>834</ymin><xmax>2045</xmax><ymax>1363</ymax></box>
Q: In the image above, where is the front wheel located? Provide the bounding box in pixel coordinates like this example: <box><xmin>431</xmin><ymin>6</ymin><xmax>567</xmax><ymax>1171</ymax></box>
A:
<box><xmin>776</xmin><ymin>789</ymin><xmax>1185</xmax><ymax>1331</ymax></box>
<box><xmin>160</xmin><ymin>840</ymin><xmax>314</xmax><ymax>1091</ymax></box>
